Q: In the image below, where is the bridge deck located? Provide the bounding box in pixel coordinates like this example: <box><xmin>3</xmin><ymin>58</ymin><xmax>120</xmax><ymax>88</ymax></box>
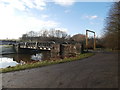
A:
<box><xmin>17</xmin><ymin>42</ymin><xmax>53</xmax><ymax>50</ymax></box>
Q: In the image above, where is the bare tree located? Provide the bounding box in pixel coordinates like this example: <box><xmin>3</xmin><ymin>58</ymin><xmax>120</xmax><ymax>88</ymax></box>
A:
<box><xmin>49</xmin><ymin>28</ymin><xmax>55</xmax><ymax>37</ymax></box>
<box><xmin>104</xmin><ymin>2</ymin><xmax>120</xmax><ymax>50</ymax></box>
<box><xmin>27</xmin><ymin>31</ymin><xmax>37</xmax><ymax>37</ymax></box>
<box><xmin>61</xmin><ymin>31</ymin><xmax>68</xmax><ymax>39</ymax></box>
<box><xmin>55</xmin><ymin>30</ymin><xmax>61</xmax><ymax>38</ymax></box>
<box><xmin>20</xmin><ymin>28</ymin><xmax>70</xmax><ymax>43</ymax></box>
<box><xmin>21</xmin><ymin>34</ymin><xmax>28</xmax><ymax>42</ymax></box>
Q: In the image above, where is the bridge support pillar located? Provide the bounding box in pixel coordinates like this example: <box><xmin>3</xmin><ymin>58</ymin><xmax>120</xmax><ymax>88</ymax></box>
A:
<box><xmin>50</xmin><ymin>44</ymin><xmax>60</xmax><ymax>58</ymax></box>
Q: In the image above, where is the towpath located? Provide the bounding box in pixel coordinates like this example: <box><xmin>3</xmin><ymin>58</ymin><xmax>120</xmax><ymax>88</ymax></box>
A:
<box><xmin>2</xmin><ymin>52</ymin><xmax>118</xmax><ymax>88</ymax></box>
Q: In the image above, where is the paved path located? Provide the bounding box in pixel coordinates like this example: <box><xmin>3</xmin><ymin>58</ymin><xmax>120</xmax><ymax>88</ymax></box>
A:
<box><xmin>2</xmin><ymin>52</ymin><xmax>118</xmax><ymax>88</ymax></box>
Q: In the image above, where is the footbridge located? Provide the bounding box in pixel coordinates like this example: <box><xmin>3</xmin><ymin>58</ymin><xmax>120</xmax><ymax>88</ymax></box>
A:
<box><xmin>14</xmin><ymin>42</ymin><xmax>82</xmax><ymax>58</ymax></box>
<box><xmin>17</xmin><ymin>42</ymin><xmax>53</xmax><ymax>50</ymax></box>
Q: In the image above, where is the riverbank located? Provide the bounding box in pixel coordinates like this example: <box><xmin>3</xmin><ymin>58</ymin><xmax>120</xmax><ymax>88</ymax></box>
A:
<box><xmin>0</xmin><ymin>53</ymin><xmax>94</xmax><ymax>73</ymax></box>
<box><xmin>0</xmin><ymin>45</ymin><xmax>16</xmax><ymax>55</ymax></box>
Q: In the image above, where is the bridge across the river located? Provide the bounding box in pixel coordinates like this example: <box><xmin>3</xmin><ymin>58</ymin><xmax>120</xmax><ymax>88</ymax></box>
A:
<box><xmin>17</xmin><ymin>42</ymin><xmax>53</xmax><ymax>51</ymax></box>
<box><xmin>14</xmin><ymin>42</ymin><xmax>82</xmax><ymax>58</ymax></box>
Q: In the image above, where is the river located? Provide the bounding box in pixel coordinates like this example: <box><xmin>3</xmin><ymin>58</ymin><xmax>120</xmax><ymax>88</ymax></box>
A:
<box><xmin>0</xmin><ymin>45</ymin><xmax>51</xmax><ymax>68</ymax></box>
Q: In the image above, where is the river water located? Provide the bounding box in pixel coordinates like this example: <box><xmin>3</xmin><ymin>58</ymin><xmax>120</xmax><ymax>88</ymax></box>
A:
<box><xmin>0</xmin><ymin>45</ymin><xmax>51</xmax><ymax>68</ymax></box>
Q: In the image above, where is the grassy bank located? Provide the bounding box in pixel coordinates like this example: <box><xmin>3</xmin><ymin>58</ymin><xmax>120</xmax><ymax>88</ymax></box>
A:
<box><xmin>105</xmin><ymin>49</ymin><xmax>120</xmax><ymax>52</ymax></box>
<box><xmin>0</xmin><ymin>53</ymin><xmax>94</xmax><ymax>73</ymax></box>
<box><xmin>0</xmin><ymin>45</ymin><xmax>13</xmax><ymax>47</ymax></box>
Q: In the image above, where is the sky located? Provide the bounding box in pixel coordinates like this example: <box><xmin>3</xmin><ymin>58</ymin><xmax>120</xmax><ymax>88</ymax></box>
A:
<box><xmin>0</xmin><ymin>0</ymin><xmax>115</xmax><ymax>39</ymax></box>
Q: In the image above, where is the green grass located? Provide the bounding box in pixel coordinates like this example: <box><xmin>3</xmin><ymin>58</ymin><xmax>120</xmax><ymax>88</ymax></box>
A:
<box><xmin>0</xmin><ymin>53</ymin><xmax>94</xmax><ymax>73</ymax></box>
<box><xmin>102</xmin><ymin>48</ymin><xmax>120</xmax><ymax>53</ymax></box>
<box><xmin>0</xmin><ymin>45</ymin><xmax>13</xmax><ymax>48</ymax></box>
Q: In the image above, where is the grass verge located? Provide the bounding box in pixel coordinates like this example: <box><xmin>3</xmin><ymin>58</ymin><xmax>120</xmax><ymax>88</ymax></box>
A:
<box><xmin>0</xmin><ymin>45</ymin><xmax>13</xmax><ymax>47</ymax></box>
<box><xmin>101</xmin><ymin>48</ymin><xmax>120</xmax><ymax>53</ymax></box>
<box><xmin>0</xmin><ymin>53</ymin><xmax>94</xmax><ymax>73</ymax></box>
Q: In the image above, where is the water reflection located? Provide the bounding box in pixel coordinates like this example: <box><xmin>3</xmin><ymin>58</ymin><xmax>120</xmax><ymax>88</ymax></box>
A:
<box><xmin>31</xmin><ymin>53</ymin><xmax>42</xmax><ymax>61</ymax></box>
<box><xmin>0</xmin><ymin>57</ymin><xmax>18</xmax><ymax>68</ymax></box>
<box><xmin>1</xmin><ymin>52</ymin><xmax>51</xmax><ymax>68</ymax></box>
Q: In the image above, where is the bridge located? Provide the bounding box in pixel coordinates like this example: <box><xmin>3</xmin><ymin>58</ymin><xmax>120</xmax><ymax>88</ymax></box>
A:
<box><xmin>17</xmin><ymin>42</ymin><xmax>53</xmax><ymax>51</ymax></box>
<box><xmin>14</xmin><ymin>42</ymin><xmax>82</xmax><ymax>58</ymax></box>
<box><xmin>0</xmin><ymin>40</ymin><xmax>17</xmax><ymax>45</ymax></box>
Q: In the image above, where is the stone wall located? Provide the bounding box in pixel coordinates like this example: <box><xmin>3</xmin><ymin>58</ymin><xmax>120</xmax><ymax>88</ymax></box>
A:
<box><xmin>50</xmin><ymin>44</ymin><xmax>60</xmax><ymax>58</ymax></box>
<box><xmin>75</xmin><ymin>43</ymin><xmax>81</xmax><ymax>53</ymax></box>
<box><xmin>59</xmin><ymin>44</ymin><xmax>81</xmax><ymax>58</ymax></box>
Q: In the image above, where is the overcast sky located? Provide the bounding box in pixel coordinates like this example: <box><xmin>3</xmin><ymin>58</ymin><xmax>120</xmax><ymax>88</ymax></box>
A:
<box><xmin>0</xmin><ymin>0</ymin><xmax>114</xmax><ymax>39</ymax></box>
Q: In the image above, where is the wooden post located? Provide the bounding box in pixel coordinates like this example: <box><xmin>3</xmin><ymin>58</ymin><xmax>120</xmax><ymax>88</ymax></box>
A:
<box><xmin>94</xmin><ymin>33</ymin><xmax>96</xmax><ymax>50</ymax></box>
<box><xmin>86</xmin><ymin>30</ymin><xmax>96</xmax><ymax>51</ymax></box>
<box><xmin>86</xmin><ymin>31</ymin><xmax>88</xmax><ymax>51</ymax></box>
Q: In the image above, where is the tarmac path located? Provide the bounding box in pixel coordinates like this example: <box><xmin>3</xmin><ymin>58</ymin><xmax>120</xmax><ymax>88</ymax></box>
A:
<box><xmin>2</xmin><ymin>52</ymin><xmax>118</xmax><ymax>88</ymax></box>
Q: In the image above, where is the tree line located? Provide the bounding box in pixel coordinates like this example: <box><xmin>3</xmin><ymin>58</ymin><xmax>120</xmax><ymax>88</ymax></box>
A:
<box><xmin>20</xmin><ymin>29</ymin><xmax>71</xmax><ymax>43</ymax></box>
<box><xmin>103</xmin><ymin>1</ymin><xmax>120</xmax><ymax>50</ymax></box>
<box><xmin>20</xmin><ymin>28</ymin><xmax>104</xmax><ymax>49</ymax></box>
<box><xmin>20</xmin><ymin>29</ymin><xmax>87</xmax><ymax>44</ymax></box>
